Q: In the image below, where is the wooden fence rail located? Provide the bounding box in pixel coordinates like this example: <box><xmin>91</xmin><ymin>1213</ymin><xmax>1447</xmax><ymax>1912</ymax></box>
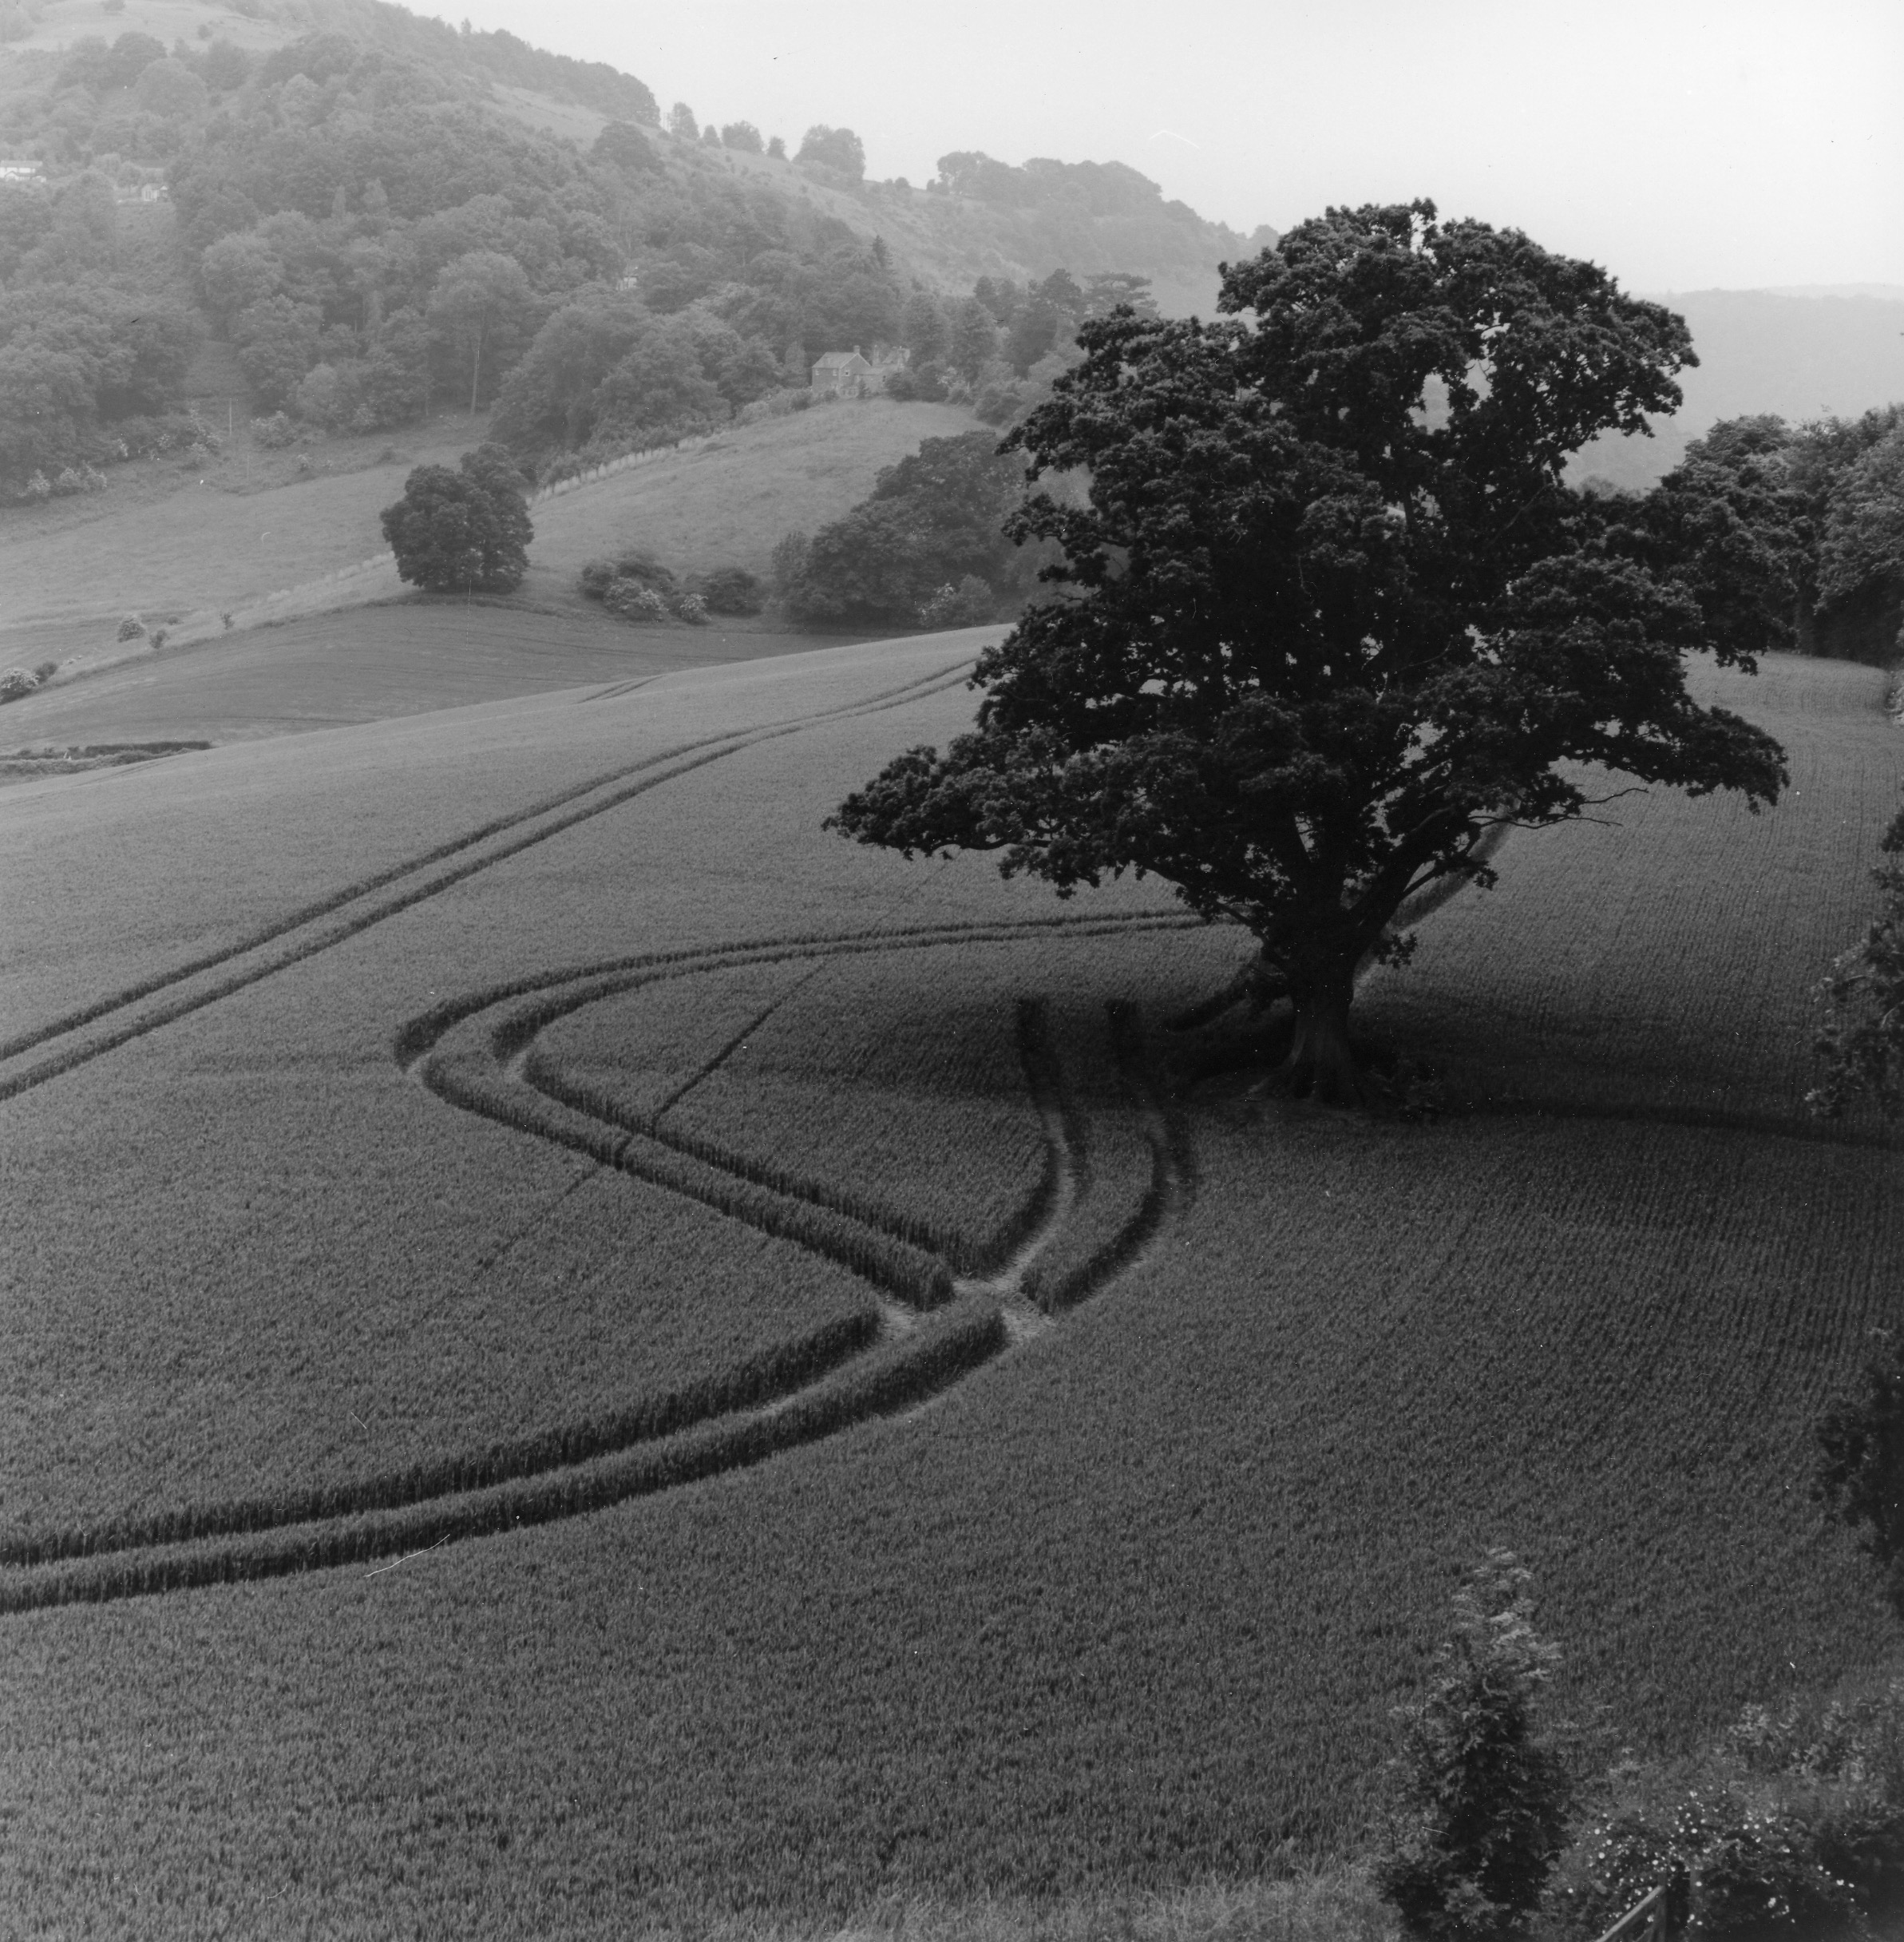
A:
<box><xmin>1593</xmin><ymin>1883</ymin><xmax>1669</xmax><ymax>1942</ymax></box>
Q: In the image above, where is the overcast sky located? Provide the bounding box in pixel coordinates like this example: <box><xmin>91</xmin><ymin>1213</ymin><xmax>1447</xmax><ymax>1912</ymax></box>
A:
<box><xmin>446</xmin><ymin>0</ymin><xmax>1903</xmax><ymax>294</ymax></box>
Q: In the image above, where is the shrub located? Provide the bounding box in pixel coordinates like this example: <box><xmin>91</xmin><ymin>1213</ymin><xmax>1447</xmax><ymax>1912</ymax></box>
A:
<box><xmin>604</xmin><ymin>581</ymin><xmax>670</xmax><ymax>623</ymax></box>
<box><xmin>19</xmin><ymin>471</ymin><xmax>50</xmax><ymax>502</ymax></box>
<box><xmin>770</xmin><ymin>530</ymin><xmax>810</xmax><ymax>604</ymax></box>
<box><xmin>613</xmin><ymin>550</ymin><xmax>676</xmax><ymax>594</ymax></box>
<box><xmin>32</xmin><ymin>661</ymin><xmax>57</xmax><ymax>682</ymax></box>
<box><xmin>671</xmin><ymin>591</ymin><xmax>708</xmax><ymax>625</ymax></box>
<box><xmin>1815</xmin><ymin>1329</ymin><xmax>1904</xmax><ymax>1618</ymax></box>
<box><xmin>918</xmin><ymin>575</ymin><xmax>995</xmax><ymax>628</ymax></box>
<box><xmin>250</xmin><ymin>411</ymin><xmax>297</xmax><ymax>449</ymax></box>
<box><xmin>1376</xmin><ymin>1552</ymin><xmax>1573</xmax><ymax>1940</ymax></box>
<box><xmin>887</xmin><ymin>360</ymin><xmax>948</xmax><ymax>403</ymax></box>
<box><xmin>0</xmin><ymin>668</ymin><xmax>39</xmax><ymax>702</ymax></box>
<box><xmin>578</xmin><ymin>558</ymin><xmax>616</xmax><ymax>600</ymax></box>
<box><xmin>116</xmin><ymin>614</ymin><xmax>145</xmax><ymax>642</ymax></box>
<box><xmin>694</xmin><ymin>566</ymin><xmax>764</xmax><ymax>615</ymax></box>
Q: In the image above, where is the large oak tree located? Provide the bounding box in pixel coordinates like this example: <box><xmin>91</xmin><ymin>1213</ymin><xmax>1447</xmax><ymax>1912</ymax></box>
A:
<box><xmin>831</xmin><ymin>201</ymin><xmax>1789</xmax><ymax>1100</ymax></box>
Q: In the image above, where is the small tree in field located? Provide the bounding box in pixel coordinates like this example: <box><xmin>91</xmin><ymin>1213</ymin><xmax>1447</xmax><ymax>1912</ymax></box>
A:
<box><xmin>830</xmin><ymin>202</ymin><xmax>1788</xmax><ymax>1103</ymax></box>
<box><xmin>1378</xmin><ymin>1552</ymin><xmax>1573</xmax><ymax>1941</ymax></box>
<box><xmin>381</xmin><ymin>446</ymin><xmax>532</xmax><ymax>594</ymax></box>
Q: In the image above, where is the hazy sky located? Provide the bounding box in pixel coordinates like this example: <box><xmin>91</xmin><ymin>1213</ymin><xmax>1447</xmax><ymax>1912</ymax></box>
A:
<box><xmin>446</xmin><ymin>0</ymin><xmax>1903</xmax><ymax>293</ymax></box>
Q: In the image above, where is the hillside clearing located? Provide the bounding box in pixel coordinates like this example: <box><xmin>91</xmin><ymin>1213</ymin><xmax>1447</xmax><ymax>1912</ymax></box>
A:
<box><xmin>1</xmin><ymin>639</ymin><xmax>1899</xmax><ymax>1932</ymax></box>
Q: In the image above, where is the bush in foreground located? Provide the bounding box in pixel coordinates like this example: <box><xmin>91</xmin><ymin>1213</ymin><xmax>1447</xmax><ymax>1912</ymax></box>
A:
<box><xmin>1377</xmin><ymin>1552</ymin><xmax>1572</xmax><ymax>1940</ymax></box>
<box><xmin>1544</xmin><ymin>1674</ymin><xmax>1904</xmax><ymax>1940</ymax></box>
<box><xmin>381</xmin><ymin>446</ymin><xmax>532</xmax><ymax>594</ymax></box>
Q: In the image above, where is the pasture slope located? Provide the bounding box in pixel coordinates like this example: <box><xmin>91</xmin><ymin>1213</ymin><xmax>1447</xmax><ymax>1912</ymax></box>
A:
<box><xmin>0</xmin><ymin>396</ymin><xmax>972</xmax><ymax>746</ymax></box>
<box><xmin>0</xmin><ymin>638</ymin><xmax>1900</xmax><ymax>1936</ymax></box>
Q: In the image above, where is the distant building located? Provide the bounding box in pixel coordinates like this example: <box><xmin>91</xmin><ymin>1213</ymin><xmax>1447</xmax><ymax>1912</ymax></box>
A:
<box><xmin>115</xmin><ymin>182</ymin><xmax>169</xmax><ymax>204</ymax></box>
<box><xmin>810</xmin><ymin>349</ymin><xmax>875</xmax><ymax>398</ymax></box>
<box><xmin>809</xmin><ymin>346</ymin><xmax>909</xmax><ymax>398</ymax></box>
<box><xmin>0</xmin><ymin>160</ymin><xmax>42</xmax><ymax>184</ymax></box>
<box><xmin>616</xmin><ymin>273</ymin><xmax>639</xmax><ymax>292</ymax></box>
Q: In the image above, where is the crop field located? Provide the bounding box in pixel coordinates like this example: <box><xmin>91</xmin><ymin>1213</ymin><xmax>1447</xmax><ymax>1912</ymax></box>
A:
<box><xmin>2</xmin><ymin>638</ymin><xmax>1902</xmax><ymax>1936</ymax></box>
<box><xmin>0</xmin><ymin>601</ymin><xmax>861</xmax><ymax>751</ymax></box>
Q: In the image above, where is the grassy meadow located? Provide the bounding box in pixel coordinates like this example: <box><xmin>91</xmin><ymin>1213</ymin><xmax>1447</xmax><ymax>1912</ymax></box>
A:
<box><xmin>2</xmin><ymin>635</ymin><xmax>1902</xmax><ymax>1934</ymax></box>
<box><xmin>0</xmin><ymin>397</ymin><xmax>973</xmax><ymax>746</ymax></box>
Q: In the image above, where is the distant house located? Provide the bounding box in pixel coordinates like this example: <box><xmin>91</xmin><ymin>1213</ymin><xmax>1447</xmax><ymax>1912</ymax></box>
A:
<box><xmin>0</xmin><ymin>160</ymin><xmax>42</xmax><ymax>184</ymax></box>
<box><xmin>810</xmin><ymin>350</ymin><xmax>875</xmax><ymax>399</ymax></box>
<box><xmin>809</xmin><ymin>347</ymin><xmax>911</xmax><ymax>398</ymax></box>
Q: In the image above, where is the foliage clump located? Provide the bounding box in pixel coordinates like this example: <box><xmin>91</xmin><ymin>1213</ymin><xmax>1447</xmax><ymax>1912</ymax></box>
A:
<box><xmin>583</xmin><ymin>550</ymin><xmax>711</xmax><ymax>623</ymax></box>
<box><xmin>693</xmin><ymin>565</ymin><xmax>764</xmax><ymax>615</ymax></box>
<box><xmin>1815</xmin><ymin>1327</ymin><xmax>1904</xmax><ymax>1619</ymax></box>
<box><xmin>918</xmin><ymin>575</ymin><xmax>995</xmax><ymax>628</ymax></box>
<box><xmin>380</xmin><ymin>444</ymin><xmax>532</xmax><ymax>594</ymax></box>
<box><xmin>1545</xmin><ymin>1675</ymin><xmax>1904</xmax><ymax>1940</ymax></box>
<box><xmin>774</xmin><ymin>429</ymin><xmax>1039</xmax><ymax>627</ymax></box>
<box><xmin>1811</xmin><ymin>803</ymin><xmax>1904</xmax><ymax>1124</ymax></box>
<box><xmin>1644</xmin><ymin>406</ymin><xmax>1904</xmax><ymax>665</ymax></box>
<box><xmin>1376</xmin><ymin>1551</ymin><xmax>1572</xmax><ymax>1941</ymax></box>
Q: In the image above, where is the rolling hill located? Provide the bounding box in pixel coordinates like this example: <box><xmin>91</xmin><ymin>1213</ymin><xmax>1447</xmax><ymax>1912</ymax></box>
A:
<box><xmin>0</xmin><ymin>394</ymin><xmax>976</xmax><ymax>745</ymax></box>
<box><xmin>1</xmin><ymin>630</ymin><xmax>1898</xmax><ymax>1933</ymax></box>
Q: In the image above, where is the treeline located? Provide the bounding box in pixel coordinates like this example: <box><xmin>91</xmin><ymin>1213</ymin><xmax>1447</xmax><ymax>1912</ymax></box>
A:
<box><xmin>0</xmin><ymin>19</ymin><xmax>923</xmax><ymax>482</ymax></box>
<box><xmin>0</xmin><ymin>6</ymin><xmax>1250</xmax><ymax>495</ymax></box>
<box><xmin>0</xmin><ymin>161</ymin><xmax>200</xmax><ymax>490</ymax></box>
<box><xmin>1626</xmin><ymin>405</ymin><xmax>1904</xmax><ymax>664</ymax></box>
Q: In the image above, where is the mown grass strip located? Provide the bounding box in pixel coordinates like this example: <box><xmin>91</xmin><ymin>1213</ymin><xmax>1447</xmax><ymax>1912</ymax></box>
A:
<box><xmin>0</xmin><ymin>1300</ymin><xmax>1007</xmax><ymax>1613</ymax></box>
<box><xmin>0</xmin><ymin>1306</ymin><xmax>879</xmax><ymax>1571</ymax></box>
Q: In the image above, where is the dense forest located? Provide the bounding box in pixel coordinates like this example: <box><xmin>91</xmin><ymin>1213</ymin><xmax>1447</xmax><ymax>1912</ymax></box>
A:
<box><xmin>0</xmin><ymin>0</ymin><xmax>1256</xmax><ymax>496</ymax></box>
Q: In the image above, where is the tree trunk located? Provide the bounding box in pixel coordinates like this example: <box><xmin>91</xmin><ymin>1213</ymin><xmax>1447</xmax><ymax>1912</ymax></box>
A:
<box><xmin>469</xmin><ymin>325</ymin><xmax>482</xmax><ymax>418</ymax></box>
<box><xmin>1280</xmin><ymin>977</ymin><xmax>1362</xmax><ymax>1104</ymax></box>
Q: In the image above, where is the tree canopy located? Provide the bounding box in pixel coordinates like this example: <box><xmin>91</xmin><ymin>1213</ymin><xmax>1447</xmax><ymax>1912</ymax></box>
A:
<box><xmin>775</xmin><ymin>430</ymin><xmax>1040</xmax><ymax>627</ymax></box>
<box><xmin>832</xmin><ymin>201</ymin><xmax>1789</xmax><ymax>1101</ymax></box>
<box><xmin>1633</xmin><ymin>406</ymin><xmax>1904</xmax><ymax>666</ymax></box>
<box><xmin>380</xmin><ymin>444</ymin><xmax>532</xmax><ymax>593</ymax></box>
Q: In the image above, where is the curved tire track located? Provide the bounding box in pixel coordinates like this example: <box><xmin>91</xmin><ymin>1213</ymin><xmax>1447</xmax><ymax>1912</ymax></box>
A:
<box><xmin>1</xmin><ymin>914</ymin><xmax>1200</xmax><ymax>1611</ymax></box>
<box><xmin>0</xmin><ymin>660</ymin><xmax>978</xmax><ymax>1104</ymax></box>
